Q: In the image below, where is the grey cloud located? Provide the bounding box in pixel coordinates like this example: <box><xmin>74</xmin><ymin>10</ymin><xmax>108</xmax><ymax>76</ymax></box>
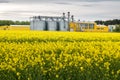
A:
<box><xmin>79</xmin><ymin>0</ymin><xmax>117</xmax><ymax>1</ymax></box>
<box><xmin>11</xmin><ymin>0</ymin><xmax>120</xmax><ymax>3</ymax></box>
<box><xmin>6</xmin><ymin>10</ymin><xmax>61</xmax><ymax>14</ymax></box>
<box><xmin>0</xmin><ymin>0</ymin><xmax>9</xmax><ymax>3</ymax></box>
<box><xmin>0</xmin><ymin>0</ymin><xmax>120</xmax><ymax>21</ymax></box>
<box><xmin>81</xmin><ymin>4</ymin><xmax>94</xmax><ymax>7</ymax></box>
<box><xmin>55</xmin><ymin>2</ymin><xmax>73</xmax><ymax>5</ymax></box>
<box><xmin>10</xmin><ymin>0</ymin><xmax>120</xmax><ymax>7</ymax></box>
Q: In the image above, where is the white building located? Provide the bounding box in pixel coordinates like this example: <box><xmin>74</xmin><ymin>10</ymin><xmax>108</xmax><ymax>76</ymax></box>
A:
<box><xmin>108</xmin><ymin>25</ymin><xmax>116</xmax><ymax>32</ymax></box>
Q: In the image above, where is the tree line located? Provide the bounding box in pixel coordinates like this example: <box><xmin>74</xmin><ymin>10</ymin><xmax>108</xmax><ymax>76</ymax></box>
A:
<box><xmin>1</xmin><ymin>19</ymin><xmax>120</xmax><ymax>26</ymax></box>
<box><xmin>95</xmin><ymin>19</ymin><xmax>120</xmax><ymax>25</ymax></box>
<box><xmin>0</xmin><ymin>20</ymin><xmax>30</xmax><ymax>26</ymax></box>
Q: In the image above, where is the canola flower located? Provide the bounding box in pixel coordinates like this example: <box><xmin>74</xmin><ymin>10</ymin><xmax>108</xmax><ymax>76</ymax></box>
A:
<box><xmin>0</xmin><ymin>31</ymin><xmax>120</xmax><ymax>80</ymax></box>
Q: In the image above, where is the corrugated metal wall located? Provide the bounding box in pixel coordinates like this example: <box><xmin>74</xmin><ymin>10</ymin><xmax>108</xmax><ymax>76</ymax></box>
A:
<box><xmin>47</xmin><ymin>21</ymin><xmax>57</xmax><ymax>31</ymax></box>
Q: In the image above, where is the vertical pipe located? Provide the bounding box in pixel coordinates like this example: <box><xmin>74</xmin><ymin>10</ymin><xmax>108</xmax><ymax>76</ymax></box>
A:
<box><xmin>63</xmin><ymin>13</ymin><xmax>65</xmax><ymax>29</ymax></box>
<box><xmin>63</xmin><ymin>13</ymin><xmax>65</xmax><ymax>18</ymax></box>
<box><xmin>38</xmin><ymin>16</ymin><xmax>41</xmax><ymax>21</ymax></box>
<box><xmin>33</xmin><ymin>16</ymin><xmax>35</xmax><ymax>30</ymax></box>
<box><xmin>71</xmin><ymin>15</ymin><xmax>74</xmax><ymax>22</ymax></box>
<box><xmin>68</xmin><ymin>12</ymin><xmax>70</xmax><ymax>31</ymax></box>
<box><xmin>29</xmin><ymin>17</ymin><xmax>31</xmax><ymax>29</ymax></box>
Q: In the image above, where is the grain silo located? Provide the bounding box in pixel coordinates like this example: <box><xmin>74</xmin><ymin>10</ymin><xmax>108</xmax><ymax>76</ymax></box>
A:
<box><xmin>30</xmin><ymin>13</ymin><xmax>70</xmax><ymax>31</ymax></box>
<box><xmin>30</xmin><ymin>16</ymin><xmax>46</xmax><ymax>30</ymax></box>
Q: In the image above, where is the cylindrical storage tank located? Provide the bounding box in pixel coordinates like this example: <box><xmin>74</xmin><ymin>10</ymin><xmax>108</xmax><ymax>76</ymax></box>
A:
<box><xmin>59</xmin><ymin>21</ymin><xmax>68</xmax><ymax>31</ymax></box>
<box><xmin>37</xmin><ymin>20</ymin><xmax>45</xmax><ymax>30</ymax></box>
<box><xmin>35</xmin><ymin>20</ymin><xmax>39</xmax><ymax>30</ymax></box>
<box><xmin>47</xmin><ymin>21</ymin><xmax>57</xmax><ymax>31</ymax></box>
<box><xmin>33</xmin><ymin>20</ymin><xmax>45</xmax><ymax>30</ymax></box>
<box><xmin>30</xmin><ymin>20</ymin><xmax>34</xmax><ymax>30</ymax></box>
<box><xmin>33</xmin><ymin>19</ymin><xmax>37</xmax><ymax>30</ymax></box>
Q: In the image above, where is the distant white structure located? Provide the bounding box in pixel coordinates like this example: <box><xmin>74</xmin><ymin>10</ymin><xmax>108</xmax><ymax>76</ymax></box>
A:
<box><xmin>10</xmin><ymin>25</ymin><xmax>29</xmax><ymax>27</ymax></box>
<box><xmin>108</xmin><ymin>25</ymin><xmax>116</xmax><ymax>32</ymax></box>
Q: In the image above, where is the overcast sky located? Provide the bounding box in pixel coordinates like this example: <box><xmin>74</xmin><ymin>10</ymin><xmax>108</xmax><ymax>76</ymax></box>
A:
<box><xmin>0</xmin><ymin>0</ymin><xmax>120</xmax><ymax>21</ymax></box>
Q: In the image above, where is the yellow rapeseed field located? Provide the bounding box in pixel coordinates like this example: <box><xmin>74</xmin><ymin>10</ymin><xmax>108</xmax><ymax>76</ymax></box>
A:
<box><xmin>0</xmin><ymin>31</ymin><xmax>120</xmax><ymax>80</ymax></box>
<box><xmin>0</xmin><ymin>26</ymin><xmax>30</xmax><ymax>30</ymax></box>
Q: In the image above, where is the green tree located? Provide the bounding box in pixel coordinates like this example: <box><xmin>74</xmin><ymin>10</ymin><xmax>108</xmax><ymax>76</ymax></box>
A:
<box><xmin>113</xmin><ymin>25</ymin><xmax>120</xmax><ymax>32</ymax></box>
<box><xmin>0</xmin><ymin>20</ymin><xmax>30</xmax><ymax>26</ymax></box>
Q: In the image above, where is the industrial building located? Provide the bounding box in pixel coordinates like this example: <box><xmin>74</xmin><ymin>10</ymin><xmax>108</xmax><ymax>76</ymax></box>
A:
<box><xmin>30</xmin><ymin>12</ymin><xmax>70</xmax><ymax>31</ymax></box>
<box><xmin>30</xmin><ymin>12</ymin><xmax>109</xmax><ymax>32</ymax></box>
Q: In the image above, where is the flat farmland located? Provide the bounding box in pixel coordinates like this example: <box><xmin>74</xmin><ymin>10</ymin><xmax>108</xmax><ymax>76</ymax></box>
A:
<box><xmin>0</xmin><ymin>31</ymin><xmax>120</xmax><ymax>80</ymax></box>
